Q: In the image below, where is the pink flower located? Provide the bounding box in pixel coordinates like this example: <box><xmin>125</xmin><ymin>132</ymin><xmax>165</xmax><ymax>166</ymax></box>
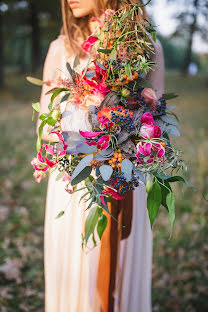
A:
<box><xmin>140</xmin><ymin>112</ymin><xmax>154</xmax><ymax>126</ymax></box>
<box><xmin>139</xmin><ymin>113</ymin><xmax>161</xmax><ymax>139</ymax></box>
<box><xmin>79</xmin><ymin>130</ymin><xmax>110</xmax><ymax>150</ymax></box>
<box><xmin>136</xmin><ymin>141</ymin><xmax>165</xmax><ymax>164</ymax></box>
<box><xmin>65</xmin><ymin>184</ymin><xmax>73</xmax><ymax>194</ymax></box>
<box><xmin>33</xmin><ymin>170</ymin><xmax>45</xmax><ymax>183</ymax></box>
<box><xmin>87</xmin><ymin>135</ymin><xmax>110</xmax><ymax>150</ymax></box>
<box><xmin>79</xmin><ymin>130</ymin><xmax>104</xmax><ymax>138</ymax></box>
<box><xmin>62</xmin><ymin>174</ymin><xmax>71</xmax><ymax>182</ymax></box>
<box><xmin>81</xmin><ymin>36</ymin><xmax>98</xmax><ymax>53</ymax></box>
<box><xmin>140</xmin><ymin>124</ymin><xmax>161</xmax><ymax>139</ymax></box>
<box><xmin>140</xmin><ymin>124</ymin><xmax>155</xmax><ymax>139</ymax></box>
<box><xmin>31</xmin><ymin>144</ymin><xmax>58</xmax><ymax>172</ymax></box>
<box><xmin>100</xmin><ymin>187</ymin><xmax>124</xmax><ymax>206</ymax></box>
<box><xmin>83</xmin><ymin>62</ymin><xmax>109</xmax><ymax>96</ymax></box>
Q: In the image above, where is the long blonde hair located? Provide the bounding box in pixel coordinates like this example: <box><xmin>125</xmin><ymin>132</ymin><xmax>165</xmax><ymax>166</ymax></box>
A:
<box><xmin>61</xmin><ymin>0</ymin><xmax>149</xmax><ymax>56</ymax></box>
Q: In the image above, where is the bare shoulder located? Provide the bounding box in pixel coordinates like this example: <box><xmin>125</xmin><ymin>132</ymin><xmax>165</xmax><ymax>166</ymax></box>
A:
<box><xmin>47</xmin><ymin>35</ymin><xmax>66</xmax><ymax>56</ymax></box>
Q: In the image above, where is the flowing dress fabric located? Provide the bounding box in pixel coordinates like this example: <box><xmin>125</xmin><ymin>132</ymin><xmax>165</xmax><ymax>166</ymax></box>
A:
<box><xmin>43</xmin><ymin>36</ymin><xmax>153</xmax><ymax>312</ymax></box>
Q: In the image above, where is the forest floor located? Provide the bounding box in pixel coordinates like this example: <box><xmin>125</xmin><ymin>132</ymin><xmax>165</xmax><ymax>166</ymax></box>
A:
<box><xmin>0</xmin><ymin>73</ymin><xmax>207</xmax><ymax>312</ymax></box>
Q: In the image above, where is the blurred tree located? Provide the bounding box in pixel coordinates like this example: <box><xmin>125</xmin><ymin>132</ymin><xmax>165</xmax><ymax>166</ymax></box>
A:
<box><xmin>168</xmin><ymin>0</ymin><xmax>208</xmax><ymax>74</ymax></box>
<box><xmin>2</xmin><ymin>0</ymin><xmax>61</xmax><ymax>74</ymax></box>
<box><xmin>0</xmin><ymin>4</ymin><xmax>3</xmax><ymax>87</ymax></box>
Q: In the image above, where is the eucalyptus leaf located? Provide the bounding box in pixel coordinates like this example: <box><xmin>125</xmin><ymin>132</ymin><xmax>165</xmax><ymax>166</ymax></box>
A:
<box><xmin>162</xmin><ymin>93</ymin><xmax>178</xmax><ymax>100</ymax></box>
<box><xmin>161</xmin><ymin>115</ymin><xmax>178</xmax><ymax>126</ymax></box>
<box><xmin>165</xmin><ymin>125</ymin><xmax>180</xmax><ymax>137</ymax></box>
<box><xmin>133</xmin><ymin>166</ymin><xmax>145</xmax><ymax>183</ymax></box>
<box><xmin>72</xmin><ymin>157</ymin><xmax>93</xmax><ymax>181</ymax></box>
<box><xmin>73</xmin><ymin>55</ymin><xmax>80</xmax><ymax>69</ymax></box>
<box><xmin>96</xmin><ymin>62</ymin><xmax>106</xmax><ymax>70</ymax></box>
<box><xmin>66</xmin><ymin>62</ymin><xmax>76</xmax><ymax>79</ymax></box>
<box><xmin>121</xmin><ymin>159</ymin><xmax>133</xmax><ymax>182</ymax></box>
<box><xmin>99</xmin><ymin>165</ymin><xmax>113</xmax><ymax>181</ymax></box>
<box><xmin>71</xmin><ymin>166</ymin><xmax>92</xmax><ymax>186</ymax></box>
<box><xmin>85</xmin><ymin>207</ymin><xmax>100</xmax><ymax>243</ymax></box>
<box><xmin>147</xmin><ymin>180</ymin><xmax>162</xmax><ymax>228</ymax></box>
<box><xmin>60</xmin><ymin>93</ymin><xmax>71</xmax><ymax>103</ymax></box>
<box><xmin>86</xmin><ymin>71</ymin><xmax>96</xmax><ymax>79</ymax></box>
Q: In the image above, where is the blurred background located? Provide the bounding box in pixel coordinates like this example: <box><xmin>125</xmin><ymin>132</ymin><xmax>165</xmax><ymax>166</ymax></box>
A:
<box><xmin>0</xmin><ymin>0</ymin><xmax>207</xmax><ymax>311</ymax></box>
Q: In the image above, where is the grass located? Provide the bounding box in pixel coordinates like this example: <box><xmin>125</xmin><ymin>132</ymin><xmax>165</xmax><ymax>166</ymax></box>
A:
<box><xmin>0</xmin><ymin>72</ymin><xmax>207</xmax><ymax>311</ymax></box>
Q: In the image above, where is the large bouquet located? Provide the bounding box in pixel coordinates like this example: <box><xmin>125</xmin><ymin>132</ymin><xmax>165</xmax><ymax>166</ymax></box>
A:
<box><xmin>28</xmin><ymin>3</ymin><xmax>194</xmax><ymax>247</ymax></box>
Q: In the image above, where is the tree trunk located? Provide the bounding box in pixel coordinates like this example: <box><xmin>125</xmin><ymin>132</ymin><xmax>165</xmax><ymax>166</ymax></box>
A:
<box><xmin>0</xmin><ymin>8</ymin><xmax>4</xmax><ymax>87</ymax></box>
<box><xmin>182</xmin><ymin>0</ymin><xmax>199</xmax><ymax>75</ymax></box>
<box><xmin>29</xmin><ymin>0</ymin><xmax>41</xmax><ymax>73</ymax></box>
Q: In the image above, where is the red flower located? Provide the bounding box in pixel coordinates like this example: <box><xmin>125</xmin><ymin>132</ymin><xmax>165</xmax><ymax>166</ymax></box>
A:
<box><xmin>81</xmin><ymin>36</ymin><xmax>98</xmax><ymax>53</ymax></box>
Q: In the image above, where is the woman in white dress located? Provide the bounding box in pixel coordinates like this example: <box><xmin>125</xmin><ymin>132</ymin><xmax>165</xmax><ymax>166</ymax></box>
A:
<box><xmin>39</xmin><ymin>1</ymin><xmax>165</xmax><ymax>311</ymax></box>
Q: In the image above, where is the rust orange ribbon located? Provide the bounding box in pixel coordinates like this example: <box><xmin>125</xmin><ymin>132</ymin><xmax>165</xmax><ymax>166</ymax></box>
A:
<box><xmin>97</xmin><ymin>192</ymin><xmax>133</xmax><ymax>312</ymax></box>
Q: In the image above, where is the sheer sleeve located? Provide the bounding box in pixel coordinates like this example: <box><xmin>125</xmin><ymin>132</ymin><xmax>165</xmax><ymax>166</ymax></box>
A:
<box><xmin>37</xmin><ymin>36</ymin><xmax>65</xmax><ymax>141</ymax></box>
<box><xmin>147</xmin><ymin>39</ymin><xmax>165</xmax><ymax>100</ymax></box>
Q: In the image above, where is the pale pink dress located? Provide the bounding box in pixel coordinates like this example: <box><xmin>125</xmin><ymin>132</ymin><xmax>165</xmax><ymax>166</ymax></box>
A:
<box><xmin>41</xmin><ymin>35</ymin><xmax>164</xmax><ymax>312</ymax></box>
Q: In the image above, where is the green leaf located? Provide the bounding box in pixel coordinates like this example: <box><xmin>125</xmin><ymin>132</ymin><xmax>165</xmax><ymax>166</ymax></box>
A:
<box><xmin>147</xmin><ymin>180</ymin><xmax>162</xmax><ymax>228</ymax></box>
<box><xmin>71</xmin><ymin>166</ymin><xmax>92</xmax><ymax>186</ymax></box>
<box><xmin>85</xmin><ymin>207</ymin><xmax>100</xmax><ymax>243</ymax></box>
<box><xmin>32</xmin><ymin>102</ymin><xmax>41</xmax><ymax>113</ymax></box>
<box><xmin>153</xmin><ymin>173</ymin><xmax>198</xmax><ymax>190</ymax></box>
<box><xmin>56</xmin><ymin>211</ymin><xmax>65</xmax><ymax>219</ymax></box>
<box><xmin>97</xmin><ymin>48</ymin><xmax>112</xmax><ymax>54</ymax></box>
<box><xmin>45</xmin><ymin>87</ymin><xmax>59</xmax><ymax>95</ymax></box>
<box><xmin>166</xmin><ymin>192</ymin><xmax>175</xmax><ymax>239</ymax></box>
<box><xmin>159</xmin><ymin>180</ymin><xmax>172</xmax><ymax>210</ymax></box>
<box><xmin>36</xmin><ymin>120</ymin><xmax>46</xmax><ymax>152</ymax></box>
<box><xmin>151</xmin><ymin>31</ymin><xmax>157</xmax><ymax>42</ymax></box>
<box><xmin>50</xmin><ymin>88</ymin><xmax>68</xmax><ymax>106</ymax></box>
<box><xmin>46</xmin><ymin>117</ymin><xmax>57</xmax><ymax>126</ymax></box>
<box><xmin>125</xmin><ymin>63</ymin><xmax>132</xmax><ymax>79</ymax></box>
<box><xmin>39</xmin><ymin>113</ymin><xmax>48</xmax><ymax>121</ymax></box>
<box><xmin>73</xmin><ymin>55</ymin><xmax>80</xmax><ymax>69</ymax></box>
<box><xmin>97</xmin><ymin>214</ymin><xmax>108</xmax><ymax>240</ymax></box>
<box><xmin>26</xmin><ymin>76</ymin><xmax>43</xmax><ymax>86</ymax></box>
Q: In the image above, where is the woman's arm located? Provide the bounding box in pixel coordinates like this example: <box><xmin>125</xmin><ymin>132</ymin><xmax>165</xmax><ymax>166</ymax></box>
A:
<box><xmin>37</xmin><ymin>37</ymin><xmax>64</xmax><ymax>142</ymax></box>
<box><xmin>147</xmin><ymin>39</ymin><xmax>165</xmax><ymax>99</ymax></box>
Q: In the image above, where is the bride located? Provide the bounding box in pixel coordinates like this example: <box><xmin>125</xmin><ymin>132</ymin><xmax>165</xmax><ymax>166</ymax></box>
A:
<box><xmin>39</xmin><ymin>0</ymin><xmax>165</xmax><ymax>311</ymax></box>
